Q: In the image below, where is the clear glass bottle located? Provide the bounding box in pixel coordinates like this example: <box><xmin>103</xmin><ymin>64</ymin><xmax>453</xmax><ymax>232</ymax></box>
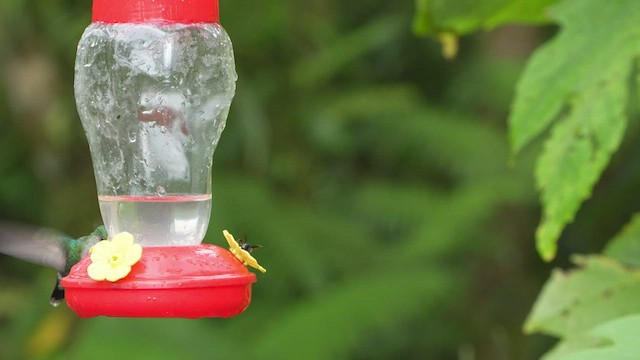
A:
<box><xmin>75</xmin><ymin>0</ymin><xmax>236</xmax><ymax>246</ymax></box>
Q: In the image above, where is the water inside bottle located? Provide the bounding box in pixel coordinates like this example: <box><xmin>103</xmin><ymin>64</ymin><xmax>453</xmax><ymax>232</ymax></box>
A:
<box><xmin>98</xmin><ymin>194</ymin><xmax>211</xmax><ymax>246</ymax></box>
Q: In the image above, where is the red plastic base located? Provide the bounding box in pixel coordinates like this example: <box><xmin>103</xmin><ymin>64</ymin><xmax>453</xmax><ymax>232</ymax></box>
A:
<box><xmin>61</xmin><ymin>244</ymin><xmax>256</xmax><ymax>318</ymax></box>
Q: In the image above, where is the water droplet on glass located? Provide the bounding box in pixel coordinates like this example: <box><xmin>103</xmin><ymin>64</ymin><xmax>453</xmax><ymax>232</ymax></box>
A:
<box><xmin>156</xmin><ymin>186</ymin><xmax>166</xmax><ymax>197</ymax></box>
<box><xmin>128</xmin><ymin>131</ymin><xmax>137</xmax><ymax>143</ymax></box>
<box><xmin>160</xmin><ymin>125</ymin><xmax>167</xmax><ymax>133</ymax></box>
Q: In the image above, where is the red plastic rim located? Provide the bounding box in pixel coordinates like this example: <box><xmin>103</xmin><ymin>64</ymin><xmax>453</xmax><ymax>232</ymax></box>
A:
<box><xmin>62</xmin><ymin>244</ymin><xmax>256</xmax><ymax>318</ymax></box>
<box><xmin>92</xmin><ymin>0</ymin><xmax>219</xmax><ymax>23</ymax></box>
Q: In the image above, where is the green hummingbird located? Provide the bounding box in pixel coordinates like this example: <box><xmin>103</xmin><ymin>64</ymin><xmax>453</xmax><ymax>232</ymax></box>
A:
<box><xmin>0</xmin><ymin>222</ymin><xmax>107</xmax><ymax>306</ymax></box>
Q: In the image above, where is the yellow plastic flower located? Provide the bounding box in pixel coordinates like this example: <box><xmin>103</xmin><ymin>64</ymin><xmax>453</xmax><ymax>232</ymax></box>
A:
<box><xmin>87</xmin><ymin>232</ymin><xmax>142</xmax><ymax>282</ymax></box>
<box><xmin>224</xmin><ymin>230</ymin><xmax>266</xmax><ymax>273</ymax></box>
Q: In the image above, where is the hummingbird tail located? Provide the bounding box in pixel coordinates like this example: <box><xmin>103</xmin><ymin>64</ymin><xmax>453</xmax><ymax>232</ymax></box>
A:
<box><xmin>49</xmin><ymin>273</ymin><xmax>65</xmax><ymax>307</ymax></box>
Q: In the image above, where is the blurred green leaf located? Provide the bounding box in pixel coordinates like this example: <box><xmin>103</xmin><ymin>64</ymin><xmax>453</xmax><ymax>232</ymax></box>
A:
<box><xmin>53</xmin><ymin>317</ymin><xmax>239</xmax><ymax>360</ymax></box>
<box><xmin>509</xmin><ymin>0</ymin><xmax>639</xmax><ymax>260</ymax></box>
<box><xmin>249</xmin><ymin>268</ymin><xmax>457</xmax><ymax>360</ymax></box>
<box><xmin>395</xmin><ymin>179</ymin><xmax>534</xmax><ymax>262</ymax></box>
<box><xmin>292</xmin><ymin>15</ymin><xmax>405</xmax><ymax>87</ymax></box>
<box><xmin>484</xmin><ymin>0</ymin><xmax>558</xmax><ymax>28</ymax></box>
<box><xmin>413</xmin><ymin>0</ymin><xmax>556</xmax><ymax>37</ymax></box>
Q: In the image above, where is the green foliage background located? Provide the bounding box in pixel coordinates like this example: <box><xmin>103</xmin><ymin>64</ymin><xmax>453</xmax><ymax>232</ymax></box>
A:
<box><xmin>2</xmin><ymin>0</ymin><xmax>638</xmax><ymax>359</ymax></box>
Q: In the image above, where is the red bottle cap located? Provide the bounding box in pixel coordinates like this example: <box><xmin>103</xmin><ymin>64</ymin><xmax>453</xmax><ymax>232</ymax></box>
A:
<box><xmin>92</xmin><ymin>0</ymin><xmax>219</xmax><ymax>24</ymax></box>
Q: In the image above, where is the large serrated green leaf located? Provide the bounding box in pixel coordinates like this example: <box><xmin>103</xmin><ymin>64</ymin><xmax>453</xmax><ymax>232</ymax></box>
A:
<box><xmin>548</xmin><ymin>314</ymin><xmax>640</xmax><ymax>360</ymax></box>
<box><xmin>509</xmin><ymin>0</ymin><xmax>640</xmax><ymax>260</ymax></box>
<box><xmin>509</xmin><ymin>0</ymin><xmax>640</xmax><ymax>152</ymax></box>
<box><xmin>524</xmin><ymin>256</ymin><xmax>640</xmax><ymax>338</ymax></box>
<box><xmin>534</xmin><ymin>67</ymin><xmax>629</xmax><ymax>260</ymax></box>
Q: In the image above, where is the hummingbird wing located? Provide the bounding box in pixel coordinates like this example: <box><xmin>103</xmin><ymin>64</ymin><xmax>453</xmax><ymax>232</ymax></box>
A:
<box><xmin>0</xmin><ymin>221</ymin><xmax>69</xmax><ymax>272</ymax></box>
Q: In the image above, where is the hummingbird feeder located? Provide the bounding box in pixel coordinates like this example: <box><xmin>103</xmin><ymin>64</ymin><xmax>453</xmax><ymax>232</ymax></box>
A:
<box><xmin>60</xmin><ymin>0</ymin><xmax>260</xmax><ymax>318</ymax></box>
